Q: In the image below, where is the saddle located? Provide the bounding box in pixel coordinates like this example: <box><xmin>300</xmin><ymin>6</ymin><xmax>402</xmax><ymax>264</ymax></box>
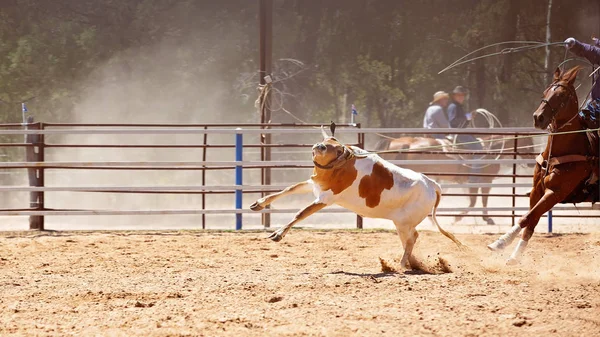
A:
<box><xmin>561</xmin><ymin>101</ymin><xmax>600</xmax><ymax>204</ymax></box>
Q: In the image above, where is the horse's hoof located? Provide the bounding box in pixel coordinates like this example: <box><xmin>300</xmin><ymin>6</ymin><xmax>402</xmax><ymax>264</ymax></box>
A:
<box><xmin>250</xmin><ymin>202</ymin><xmax>264</xmax><ymax>211</ymax></box>
<box><xmin>506</xmin><ymin>258</ymin><xmax>520</xmax><ymax>266</ymax></box>
<box><xmin>483</xmin><ymin>217</ymin><xmax>495</xmax><ymax>225</ymax></box>
<box><xmin>454</xmin><ymin>216</ymin><xmax>463</xmax><ymax>223</ymax></box>
<box><xmin>487</xmin><ymin>241</ymin><xmax>505</xmax><ymax>252</ymax></box>
<box><xmin>267</xmin><ymin>232</ymin><xmax>283</xmax><ymax>242</ymax></box>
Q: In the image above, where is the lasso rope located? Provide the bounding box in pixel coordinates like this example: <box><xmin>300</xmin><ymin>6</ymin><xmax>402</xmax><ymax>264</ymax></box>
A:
<box><xmin>439</xmin><ymin>41</ymin><xmax>568</xmax><ymax>74</ymax></box>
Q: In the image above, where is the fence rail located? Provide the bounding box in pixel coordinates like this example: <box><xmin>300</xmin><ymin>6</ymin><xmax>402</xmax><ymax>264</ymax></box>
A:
<box><xmin>0</xmin><ymin>121</ymin><xmax>594</xmax><ymax>232</ymax></box>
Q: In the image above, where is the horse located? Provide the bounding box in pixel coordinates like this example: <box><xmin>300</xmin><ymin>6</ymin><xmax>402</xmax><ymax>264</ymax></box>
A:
<box><xmin>488</xmin><ymin>66</ymin><xmax>599</xmax><ymax>264</ymax></box>
<box><xmin>374</xmin><ymin>130</ymin><xmax>535</xmax><ymax>225</ymax></box>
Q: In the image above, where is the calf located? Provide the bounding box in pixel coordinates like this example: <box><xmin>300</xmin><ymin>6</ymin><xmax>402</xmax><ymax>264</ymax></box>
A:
<box><xmin>250</xmin><ymin>130</ymin><xmax>463</xmax><ymax>269</ymax></box>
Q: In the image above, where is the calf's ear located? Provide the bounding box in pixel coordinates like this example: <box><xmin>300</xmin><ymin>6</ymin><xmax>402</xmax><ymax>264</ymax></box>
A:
<box><xmin>321</xmin><ymin>125</ymin><xmax>329</xmax><ymax>139</ymax></box>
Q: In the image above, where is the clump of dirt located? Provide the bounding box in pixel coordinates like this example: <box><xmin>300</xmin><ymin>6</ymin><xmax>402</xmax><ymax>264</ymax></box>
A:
<box><xmin>378</xmin><ymin>255</ymin><xmax>452</xmax><ymax>274</ymax></box>
<box><xmin>407</xmin><ymin>255</ymin><xmax>453</xmax><ymax>274</ymax></box>
<box><xmin>436</xmin><ymin>256</ymin><xmax>453</xmax><ymax>273</ymax></box>
<box><xmin>378</xmin><ymin>257</ymin><xmax>397</xmax><ymax>273</ymax></box>
<box><xmin>267</xmin><ymin>296</ymin><xmax>283</xmax><ymax>303</ymax></box>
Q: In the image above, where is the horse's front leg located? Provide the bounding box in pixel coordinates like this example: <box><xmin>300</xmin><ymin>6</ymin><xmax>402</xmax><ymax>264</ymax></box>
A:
<box><xmin>488</xmin><ymin>181</ymin><xmax>544</xmax><ymax>252</ymax></box>
<box><xmin>268</xmin><ymin>201</ymin><xmax>327</xmax><ymax>242</ymax></box>
<box><xmin>250</xmin><ymin>180</ymin><xmax>312</xmax><ymax>211</ymax></box>
<box><xmin>505</xmin><ymin>188</ymin><xmax>563</xmax><ymax>264</ymax></box>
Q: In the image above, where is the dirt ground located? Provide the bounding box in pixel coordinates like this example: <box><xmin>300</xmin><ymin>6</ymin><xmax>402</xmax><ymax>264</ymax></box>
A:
<box><xmin>0</xmin><ymin>229</ymin><xmax>599</xmax><ymax>337</ymax></box>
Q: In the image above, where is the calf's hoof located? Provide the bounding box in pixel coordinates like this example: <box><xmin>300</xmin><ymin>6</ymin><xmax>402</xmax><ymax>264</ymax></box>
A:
<box><xmin>250</xmin><ymin>202</ymin><xmax>264</xmax><ymax>211</ymax></box>
<box><xmin>483</xmin><ymin>217</ymin><xmax>495</xmax><ymax>225</ymax></box>
<box><xmin>267</xmin><ymin>231</ymin><xmax>283</xmax><ymax>242</ymax></box>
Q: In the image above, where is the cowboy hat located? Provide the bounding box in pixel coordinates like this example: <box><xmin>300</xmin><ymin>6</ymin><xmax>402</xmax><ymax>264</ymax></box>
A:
<box><xmin>430</xmin><ymin>91</ymin><xmax>449</xmax><ymax>105</ymax></box>
<box><xmin>452</xmin><ymin>86</ymin><xmax>468</xmax><ymax>95</ymax></box>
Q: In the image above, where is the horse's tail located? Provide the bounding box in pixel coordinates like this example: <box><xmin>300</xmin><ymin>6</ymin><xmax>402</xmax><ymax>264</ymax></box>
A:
<box><xmin>373</xmin><ymin>138</ymin><xmax>392</xmax><ymax>151</ymax></box>
<box><xmin>431</xmin><ymin>186</ymin><xmax>467</xmax><ymax>250</ymax></box>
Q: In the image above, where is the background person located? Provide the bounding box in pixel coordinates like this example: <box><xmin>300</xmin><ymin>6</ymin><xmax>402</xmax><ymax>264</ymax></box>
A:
<box><xmin>423</xmin><ymin>91</ymin><xmax>450</xmax><ymax>139</ymax></box>
<box><xmin>447</xmin><ymin>86</ymin><xmax>482</xmax><ymax>152</ymax></box>
<box><xmin>447</xmin><ymin>85</ymin><xmax>471</xmax><ymax>128</ymax></box>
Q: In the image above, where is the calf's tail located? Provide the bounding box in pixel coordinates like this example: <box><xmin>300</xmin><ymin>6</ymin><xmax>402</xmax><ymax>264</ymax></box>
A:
<box><xmin>431</xmin><ymin>187</ymin><xmax>466</xmax><ymax>249</ymax></box>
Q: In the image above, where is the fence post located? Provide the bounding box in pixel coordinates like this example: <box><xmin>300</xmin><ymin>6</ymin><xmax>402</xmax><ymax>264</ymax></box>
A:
<box><xmin>26</xmin><ymin>118</ymin><xmax>44</xmax><ymax>230</ymax></box>
<box><xmin>235</xmin><ymin>128</ymin><xmax>243</xmax><ymax>230</ymax></box>
<box><xmin>201</xmin><ymin>126</ymin><xmax>208</xmax><ymax>229</ymax></box>
<box><xmin>356</xmin><ymin>123</ymin><xmax>363</xmax><ymax>229</ymax></box>
<box><xmin>547</xmin><ymin>210</ymin><xmax>553</xmax><ymax>233</ymax></box>
<box><xmin>511</xmin><ymin>135</ymin><xmax>518</xmax><ymax>227</ymax></box>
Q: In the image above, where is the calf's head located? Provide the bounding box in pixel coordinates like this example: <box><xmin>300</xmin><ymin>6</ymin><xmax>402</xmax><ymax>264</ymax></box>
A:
<box><xmin>312</xmin><ymin>127</ymin><xmax>348</xmax><ymax>169</ymax></box>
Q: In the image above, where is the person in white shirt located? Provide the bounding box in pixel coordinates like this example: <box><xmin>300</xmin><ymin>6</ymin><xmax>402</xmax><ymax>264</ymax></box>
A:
<box><xmin>423</xmin><ymin>91</ymin><xmax>450</xmax><ymax>139</ymax></box>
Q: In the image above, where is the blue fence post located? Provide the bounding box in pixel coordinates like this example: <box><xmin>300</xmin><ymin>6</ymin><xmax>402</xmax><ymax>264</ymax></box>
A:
<box><xmin>235</xmin><ymin>128</ymin><xmax>243</xmax><ymax>230</ymax></box>
<box><xmin>547</xmin><ymin>210</ymin><xmax>553</xmax><ymax>233</ymax></box>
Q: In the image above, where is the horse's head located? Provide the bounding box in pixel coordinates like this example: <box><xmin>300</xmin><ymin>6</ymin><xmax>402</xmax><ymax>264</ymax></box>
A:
<box><xmin>533</xmin><ymin>66</ymin><xmax>581</xmax><ymax>130</ymax></box>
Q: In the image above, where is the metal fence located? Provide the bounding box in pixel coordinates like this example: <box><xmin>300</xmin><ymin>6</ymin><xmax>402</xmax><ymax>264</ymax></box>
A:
<box><xmin>0</xmin><ymin>121</ymin><xmax>597</xmax><ymax>232</ymax></box>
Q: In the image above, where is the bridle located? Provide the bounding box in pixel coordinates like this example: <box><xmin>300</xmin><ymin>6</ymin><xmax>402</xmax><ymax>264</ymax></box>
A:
<box><xmin>540</xmin><ymin>81</ymin><xmax>579</xmax><ymax>132</ymax></box>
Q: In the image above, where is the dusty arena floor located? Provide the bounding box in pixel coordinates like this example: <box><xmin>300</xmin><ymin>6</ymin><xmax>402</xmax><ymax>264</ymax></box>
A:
<box><xmin>1</xmin><ymin>229</ymin><xmax>599</xmax><ymax>337</ymax></box>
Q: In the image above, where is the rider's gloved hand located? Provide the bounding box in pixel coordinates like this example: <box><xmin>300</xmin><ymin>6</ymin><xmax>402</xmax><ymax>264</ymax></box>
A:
<box><xmin>564</xmin><ymin>37</ymin><xmax>577</xmax><ymax>49</ymax></box>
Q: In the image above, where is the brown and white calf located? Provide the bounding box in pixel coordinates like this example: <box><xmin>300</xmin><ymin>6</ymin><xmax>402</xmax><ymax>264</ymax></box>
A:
<box><xmin>250</xmin><ymin>130</ymin><xmax>463</xmax><ymax>268</ymax></box>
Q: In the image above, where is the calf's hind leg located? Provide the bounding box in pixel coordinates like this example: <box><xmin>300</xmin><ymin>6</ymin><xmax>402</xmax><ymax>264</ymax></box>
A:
<box><xmin>394</xmin><ymin>221</ymin><xmax>419</xmax><ymax>269</ymax></box>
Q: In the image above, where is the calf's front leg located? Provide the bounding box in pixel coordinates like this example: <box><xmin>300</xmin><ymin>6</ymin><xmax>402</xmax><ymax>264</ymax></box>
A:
<box><xmin>250</xmin><ymin>180</ymin><xmax>312</xmax><ymax>211</ymax></box>
<box><xmin>268</xmin><ymin>201</ymin><xmax>327</xmax><ymax>242</ymax></box>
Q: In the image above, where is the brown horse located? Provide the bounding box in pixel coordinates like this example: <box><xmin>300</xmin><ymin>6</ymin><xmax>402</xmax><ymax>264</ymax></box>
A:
<box><xmin>374</xmin><ymin>131</ymin><xmax>535</xmax><ymax>225</ymax></box>
<box><xmin>488</xmin><ymin>66</ymin><xmax>599</xmax><ymax>264</ymax></box>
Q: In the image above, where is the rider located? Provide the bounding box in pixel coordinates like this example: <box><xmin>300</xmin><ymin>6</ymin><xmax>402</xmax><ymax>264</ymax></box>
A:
<box><xmin>423</xmin><ymin>91</ymin><xmax>450</xmax><ymax>139</ymax></box>
<box><xmin>565</xmin><ymin>37</ymin><xmax>600</xmax><ymax>103</ymax></box>
<box><xmin>565</xmin><ymin>37</ymin><xmax>600</xmax><ymax>192</ymax></box>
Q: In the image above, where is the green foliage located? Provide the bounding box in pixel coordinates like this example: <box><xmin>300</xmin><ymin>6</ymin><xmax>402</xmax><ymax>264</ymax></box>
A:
<box><xmin>0</xmin><ymin>0</ymin><xmax>598</xmax><ymax>128</ymax></box>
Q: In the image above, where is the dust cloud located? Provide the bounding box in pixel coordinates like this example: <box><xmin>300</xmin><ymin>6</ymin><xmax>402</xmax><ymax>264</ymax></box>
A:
<box><xmin>6</xmin><ymin>37</ymin><xmax>329</xmax><ymax>231</ymax></box>
<box><xmin>4</xmin><ymin>35</ymin><xmax>258</xmax><ymax>230</ymax></box>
